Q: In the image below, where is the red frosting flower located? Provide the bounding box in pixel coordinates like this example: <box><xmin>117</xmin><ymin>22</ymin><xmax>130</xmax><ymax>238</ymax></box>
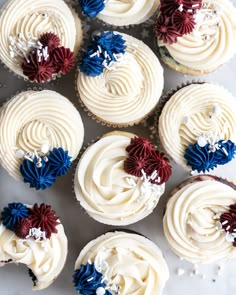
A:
<box><xmin>39</xmin><ymin>32</ymin><xmax>61</xmax><ymax>52</ymax></box>
<box><xmin>172</xmin><ymin>11</ymin><xmax>196</xmax><ymax>35</ymax></box>
<box><xmin>22</xmin><ymin>51</ymin><xmax>54</xmax><ymax>83</ymax></box>
<box><xmin>146</xmin><ymin>151</ymin><xmax>172</xmax><ymax>185</ymax></box>
<box><xmin>220</xmin><ymin>212</ymin><xmax>236</xmax><ymax>234</ymax></box>
<box><xmin>52</xmin><ymin>47</ymin><xmax>75</xmax><ymax>74</ymax></box>
<box><xmin>14</xmin><ymin>218</ymin><xmax>32</xmax><ymax>239</ymax></box>
<box><xmin>154</xmin><ymin>14</ymin><xmax>181</xmax><ymax>44</ymax></box>
<box><xmin>29</xmin><ymin>203</ymin><xmax>60</xmax><ymax>239</ymax></box>
<box><xmin>126</xmin><ymin>137</ymin><xmax>154</xmax><ymax>158</ymax></box>
<box><xmin>124</xmin><ymin>155</ymin><xmax>147</xmax><ymax>177</ymax></box>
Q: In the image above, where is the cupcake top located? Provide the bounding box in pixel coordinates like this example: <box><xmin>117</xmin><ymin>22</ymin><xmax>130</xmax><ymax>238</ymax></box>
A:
<box><xmin>158</xmin><ymin>83</ymin><xmax>236</xmax><ymax>173</ymax></box>
<box><xmin>77</xmin><ymin>31</ymin><xmax>164</xmax><ymax>126</ymax></box>
<box><xmin>0</xmin><ymin>0</ymin><xmax>83</xmax><ymax>82</ymax></box>
<box><xmin>0</xmin><ymin>90</ymin><xmax>84</xmax><ymax>190</ymax></box>
<box><xmin>163</xmin><ymin>175</ymin><xmax>236</xmax><ymax>264</ymax></box>
<box><xmin>0</xmin><ymin>202</ymin><xmax>67</xmax><ymax>290</ymax></box>
<box><xmin>78</xmin><ymin>0</ymin><xmax>159</xmax><ymax>26</ymax></box>
<box><xmin>154</xmin><ymin>0</ymin><xmax>236</xmax><ymax>73</ymax></box>
<box><xmin>74</xmin><ymin>131</ymin><xmax>172</xmax><ymax>225</ymax></box>
<box><xmin>73</xmin><ymin>231</ymin><xmax>169</xmax><ymax>295</ymax></box>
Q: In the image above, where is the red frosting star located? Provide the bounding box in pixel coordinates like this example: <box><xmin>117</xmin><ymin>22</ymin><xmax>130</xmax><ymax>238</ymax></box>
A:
<box><xmin>146</xmin><ymin>151</ymin><xmax>172</xmax><ymax>185</ymax></box>
<box><xmin>22</xmin><ymin>51</ymin><xmax>54</xmax><ymax>83</ymax></box>
<box><xmin>29</xmin><ymin>203</ymin><xmax>60</xmax><ymax>239</ymax></box>
<box><xmin>124</xmin><ymin>155</ymin><xmax>147</xmax><ymax>177</ymax></box>
<box><xmin>52</xmin><ymin>47</ymin><xmax>75</xmax><ymax>74</ymax></box>
<box><xmin>39</xmin><ymin>32</ymin><xmax>61</xmax><ymax>52</ymax></box>
<box><xmin>126</xmin><ymin>137</ymin><xmax>154</xmax><ymax>158</ymax></box>
<box><xmin>154</xmin><ymin>14</ymin><xmax>181</xmax><ymax>44</ymax></box>
<box><xmin>172</xmin><ymin>11</ymin><xmax>196</xmax><ymax>35</ymax></box>
<box><xmin>14</xmin><ymin>218</ymin><xmax>32</xmax><ymax>239</ymax></box>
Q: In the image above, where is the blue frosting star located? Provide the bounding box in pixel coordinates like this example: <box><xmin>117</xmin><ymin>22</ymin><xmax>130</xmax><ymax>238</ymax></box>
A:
<box><xmin>48</xmin><ymin>147</ymin><xmax>72</xmax><ymax>177</ymax></box>
<box><xmin>1</xmin><ymin>202</ymin><xmax>29</xmax><ymax>230</ymax></box>
<box><xmin>73</xmin><ymin>263</ymin><xmax>111</xmax><ymax>295</ymax></box>
<box><xmin>215</xmin><ymin>140</ymin><xmax>236</xmax><ymax>165</ymax></box>
<box><xmin>79</xmin><ymin>31</ymin><xmax>126</xmax><ymax>77</ymax></box>
<box><xmin>184</xmin><ymin>143</ymin><xmax>218</xmax><ymax>173</ymax></box>
<box><xmin>20</xmin><ymin>157</ymin><xmax>56</xmax><ymax>190</ymax></box>
<box><xmin>78</xmin><ymin>0</ymin><xmax>105</xmax><ymax>18</ymax></box>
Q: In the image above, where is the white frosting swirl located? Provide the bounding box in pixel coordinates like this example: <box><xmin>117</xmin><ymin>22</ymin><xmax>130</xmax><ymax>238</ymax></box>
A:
<box><xmin>159</xmin><ymin>0</ymin><xmax>236</xmax><ymax>73</ymax></box>
<box><xmin>0</xmin><ymin>90</ymin><xmax>84</xmax><ymax>180</ymax></box>
<box><xmin>77</xmin><ymin>32</ymin><xmax>164</xmax><ymax>125</ymax></box>
<box><xmin>74</xmin><ymin>132</ymin><xmax>165</xmax><ymax>225</ymax></box>
<box><xmin>0</xmin><ymin>222</ymin><xmax>67</xmax><ymax>290</ymax></box>
<box><xmin>0</xmin><ymin>0</ymin><xmax>82</xmax><ymax>78</ymax></box>
<box><xmin>75</xmin><ymin>231</ymin><xmax>169</xmax><ymax>295</ymax></box>
<box><xmin>98</xmin><ymin>0</ymin><xmax>159</xmax><ymax>26</ymax></box>
<box><xmin>158</xmin><ymin>83</ymin><xmax>236</xmax><ymax>169</ymax></box>
<box><xmin>163</xmin><ymin>177</ymin><xmax>236</xmax><ymax>264</ymax></box>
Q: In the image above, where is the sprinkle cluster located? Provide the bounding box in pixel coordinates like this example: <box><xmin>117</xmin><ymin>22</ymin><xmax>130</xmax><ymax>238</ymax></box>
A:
<box><xmin>0</xmin><ymin>202</ymin><xmax>60</xmax><ymax>240</ymax></box>
<box><xmin>184</xmin><ymin>138</ymin><xmax>236</xmax><ymax>173</ymax></box>
<box><xmin>124</xmin><ymin>137</ymin><xmax>172</xmax><ymax>185</ymax></box>
<box><xmin>79</xmin><ymin>31</ymin><xmax>126</xmax><ymax>77</ymax></box>
<box><xmin>217</xmin><ymin>203</ymin><xmax>236</xmax><ymax>247</ymax></box>
<box><xmin>17</xmin><ymin>146</ymin><xmax>72</xmax><ymax>190</ymax></box>
<box><xmin>18</xmin><ymin>32</ymin><xmax>75</xmax><ymax>83</ymax></box>
<box><xmin>154</xmin><ymin>0</ymin><xmax>202</xmax><ymax>44</ymax></box>
<box><xmin>78</xmin><ymin>0</ymin><xmax>106</xmax><ymax>18</ymax></box>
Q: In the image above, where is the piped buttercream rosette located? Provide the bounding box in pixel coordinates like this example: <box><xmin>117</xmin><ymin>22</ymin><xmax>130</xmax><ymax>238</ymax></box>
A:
<box><xmin>74</xmin><ymin>131</ymin><xmax>172</xmax><ymax>225</ymax></box>
<box><xmin>0</xmin><ymin>0</ymin><xmax>82</xmax><ymax>81</ymax></box>
<box><xmin>78</xmin><ymin>0</ymin><xmax>159</xmax><ymax>26</ymax></box>
<box><xmin>0</xmin><ymin>202</ymin><xmax>67</xmax><ymax>290</ymax></box>
<box><xmin>0</xmin><ymin>90</ymin><xmax>84</xmax><ymax>189</ymax></box>
<box><xmin>158</xmin><ymin>83</ymin><xmax>236</xmax><ymax>173</ymax></box>
<box><xmin>155</xmin><ymin>0</ymin><xmax>236</xmax><ymax>74</ymax></box>
<box><xmin>77</xmin><ymin>31</ymin><xmax>164</xmax><ymax>126</ymax></box>
<box><xmin>73</xmin><ymin>231</ymin><xmax>169</xmax><ymax>295</ymax></box>
<box><xmin>163</xmin><ymin>175</ymin><xmax>236</xmax><ymax>264</ymax></box>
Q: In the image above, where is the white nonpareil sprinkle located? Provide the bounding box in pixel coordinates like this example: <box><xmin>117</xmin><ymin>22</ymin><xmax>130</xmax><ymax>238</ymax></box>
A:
<box><xmin>197</xmin><ymin>136</ymin><xmax>207</xmax><ymax>147</ymax></box>
<box><xmin>176</xmin><ymin>268</ymin><xmax>185</xmax><ymax>276</ymax></box>
<box><xmin>15</xmin><ymin>149</ymin><xmax>25</xmax><ymax>159</ymax></box>
<box><xmin>96</xmin><ymin>287</ymin><xmax>106</xmax><ymax>295</ymax></box>
<box><xmin>178</xmin><ymin>4</ymin><xmax>183</xmax><ymax>12</ymax></box>
<box><xmin>41</xmin><ymin>143</ymin><xmax>50</xmax><ymax>154</ymax></box>
<box><xmin>26</xmin><ymin>227</ymin><xmax>46</xmax><ymax>241</ymax></box>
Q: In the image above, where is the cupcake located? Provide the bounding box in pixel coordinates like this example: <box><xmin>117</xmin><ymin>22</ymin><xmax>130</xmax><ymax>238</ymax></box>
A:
<box><xmin>154</xmin><ymin>0</ymin><xmax>236</xmax><ymax>75</ymax></box>
<box><xmin>158</xmin><ymin>82</ymin><xmax>236</xmax><ymax>173</ymax></box>
<box><xmin>76</xmin><ymin>31</ymin><xmax>164</xmax><ymax>126</ymax></box>
<box><xmin>74</xmin><ymin>131</ymin><xmax>172</xmax><ymax>225</ymax></box>
<box><xmin>73</xmin><ymin>231</ymin><xmax>169</xmax><ymax>295</ymax></box>
<box><xmin>78</xmin><ymin>0</ymin><xmax>159</xmax><ymax>26</ymax></box>
<box><xmin>163</xmin><ymin>175</ymin><xmax>236</xmax><ymax>264</ymax></box>
<box><xmin>0</xmin><ymin>90</ymin><xmax>84</xmax><ymax>190</ymax></box>
<box><xmin>0</xmin><ymin>202</ymin><xmax>67</xmax><ymax>290</ymax></box>
<box><xmin>0</xmin><ymin>0</ymin><xmax>83</xmax><ymax>82</ymax></box>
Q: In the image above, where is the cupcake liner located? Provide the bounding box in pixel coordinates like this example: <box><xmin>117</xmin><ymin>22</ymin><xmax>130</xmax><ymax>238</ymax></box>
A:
<box><xmin>150</xmin><ymin>80</ymin><xmax>206</xmax><ymax>152</ymax></box>
<box><xmin>0</xmin><ymin>1</ymin><xmax>83</xmax><ymax>84</ymax></box>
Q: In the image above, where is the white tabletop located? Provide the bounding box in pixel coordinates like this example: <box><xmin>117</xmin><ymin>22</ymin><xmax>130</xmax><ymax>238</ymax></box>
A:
<box><xmin>0</xmin><ymin>1</ymin><xmax>236</xmax><ymax>294</ymax></box>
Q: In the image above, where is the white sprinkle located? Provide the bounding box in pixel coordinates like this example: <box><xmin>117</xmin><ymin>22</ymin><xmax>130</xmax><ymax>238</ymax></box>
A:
<box><xmin>222</xmin><ymin>147</ymin><xmax>228</xmax><ymax>156</ymax></box>
<box><xmin>226</xmin><ymin>225</ymin><xmax>231</xmax><ymax>231</ymax></box>
<box><xmin>24</xmin><ymin>155</ymin><xmax>34</xmax><ymax>162</ymax></box>
<box><xmin>192</xmin><ymin>3</ymin><xmax>200</xmax><ymax>8</ymax></box>
<box><xmin>41</xmin><ymin>143</ymin><xmax>50</xmax><ymax>154</ymax></box>
<box><xmin>98</xmin><ymin>45</ymin><xmax>102</xmax><ymax>53</ymax></box>
<box><xmin>197</xmin><ymin>136</ymin><xmax>207</xmax><ymax>147</ymax></box>
<box><xmin>89</xmin><ymin>52</ymin><xmax>98</xmax><ymax>58</ymax></box>
<box><xmin>222</xmin><ymin>220</ymin><xmax>228</xmax><ymax>225</ymax></box>
<box><xmin>96</xmin><ymin>287</ymin><xmax>105</xmax><ymax>295</ymax></box>
<box><xmin>15</xmin><ymin>149</ymin><xmax>25</xmax><ymax>159</ymax></box>
<box><xmin>176</xmin><ymin>268</ymin><xmax>185</xmax><ymax>276</ymax></box>
<box><xmin>87</xmin><ymin>277</ymin><xmax>94</xmax><ymax>282</ymax></box>
<box><xmin>178</xmin><ymin>4</ymin><xmax>184</xmax><ymax>12</ymax></box>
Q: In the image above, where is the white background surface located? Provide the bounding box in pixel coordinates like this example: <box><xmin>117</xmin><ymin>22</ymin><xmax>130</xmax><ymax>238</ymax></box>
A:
<box><xmin>0</xmin><ymin>0</ymin><xmax>236</xmax><ymax>294</ymax></box>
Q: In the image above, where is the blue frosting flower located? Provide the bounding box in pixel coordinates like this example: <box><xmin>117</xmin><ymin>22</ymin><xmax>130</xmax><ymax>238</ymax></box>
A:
<box><xmin>79</xmin><ymin>31</ymin><xmax>126</xmax><ymax>77</ymax></box>
<box><xmin>78</xmin><ymin>0</ymin><xmax>105</xmax><ymax>18</ymax></box>
<box><xmin>1</xmin><ymin>202</ymin><xmax>29</xmax><ymax>230</ymax></box>
<box><xmin>184</xmin><ymin>143</ymin><xmax>218</xmax><ymax>173</ymax></box>
<box><xmin>20</xmin><ymin>157</ymin><xmax>56</xmax><ymax>190</ymax></box>
<box><xmin>48</xmin><ymin>147</ymin><xmax>72</xmax><ymax>177</ymax></box>
<box><xmin>79</xmin><ymin>53</ymin><xmax>104</xmax><ymax>77</ymax></box>
<box><xmin>73</xmin><ymin>263</ymin><xmax>111</xmax><ymax>295</ymax></box>
<box><xmin>215</xmin><ymin>140</ymin><xmax>236</xmax><ymax>165</ymax></box>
